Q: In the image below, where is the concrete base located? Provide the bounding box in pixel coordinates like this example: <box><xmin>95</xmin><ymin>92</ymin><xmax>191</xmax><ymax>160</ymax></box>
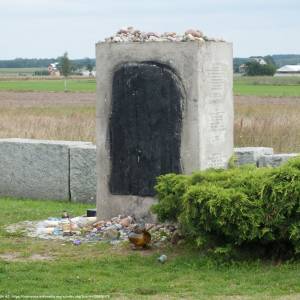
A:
<box><xmin>97</xmin><ymin>195</ymin><xmax>157</xmax><ymax>222</ymax></box>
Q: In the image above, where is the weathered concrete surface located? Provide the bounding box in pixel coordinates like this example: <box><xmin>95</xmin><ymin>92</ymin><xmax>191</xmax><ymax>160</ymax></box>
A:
<box><xmin>234</xmin><ymin>147</ymin><xmax>274</xmax><ymax>166</ymax></box>
<box><xmin>96</xmin><ymin>41</ymin><xmax>233</xmax><ymax>221</ymax></box>
<box><xmin>258</xmin><ymin>153</ymin><xmax>299</xmax><ymax>168</ymax></box>
<box><xmin>70</xmin><ymin>145</ymin><xmax>96</xmax><ymax>203</ymax></box>
<box><xmin>0</xmin><ymin>139</ymin><xmax>91</xmax><ymax>201</ymax></box>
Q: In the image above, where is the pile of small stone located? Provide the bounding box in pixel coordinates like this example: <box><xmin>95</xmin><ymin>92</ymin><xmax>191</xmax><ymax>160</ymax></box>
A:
<box><xmin>104</xmin><ymin>27</ymin><xmax>225</xmax><ymax>43</ymax></box>
<box><xmin>5</xmin><ymin>214</ymin><xmax>183</xmax><ymax>247</ymax></box>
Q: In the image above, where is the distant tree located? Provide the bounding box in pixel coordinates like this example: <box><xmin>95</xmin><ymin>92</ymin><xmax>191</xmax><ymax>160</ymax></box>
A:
<box><xmin>245</xmin><ymin>61</ymin><xmax>276</xmax><ymax>76</ymax></box>
<box><xmin>233</xmin><ymin>57</ymin><xmax>250</xmax><ymax>73</ymax></box>
<box><xmin>86</xmin><ymin>61</ymin><xmax>93</xmax><ymax>76</ymax></box>
<box><xmin>264</xmin><ymin>55</ymin><xmax>276</xmax><ymax>67</ymax></box>
<box><xmin>58</xmin><ymin>52</ymin><xmax>72</xmax><ymax>91</ymax></box>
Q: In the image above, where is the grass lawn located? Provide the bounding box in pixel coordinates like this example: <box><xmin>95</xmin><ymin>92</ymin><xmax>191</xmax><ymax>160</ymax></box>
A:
<box><xmin>0</xmin><ymin>76</ymin><xmax>300</xmax><ymax>96</ymax></box>
<box><xmin>1</xmin><ymin>198</ymin><xmax>300</xmax><ymax>299</ymax></box>
<box><xmin>234</xmin><ymin>84</ymin><xmax>300</xmax><ymax>97</ymax></box>
<box><xmin>0</xmin><ymin>68</ymin><xmax>47</xmax><ymax>77</ymax></box>
<box><xmin>0</xmin><ymin>79</ymin><xmax>96</xmax><ymax>92</ymax></box>
<box><xmin>234</xmin><ymin>76</ymin><xmax>300</xmax><ymax>97</ymax></box>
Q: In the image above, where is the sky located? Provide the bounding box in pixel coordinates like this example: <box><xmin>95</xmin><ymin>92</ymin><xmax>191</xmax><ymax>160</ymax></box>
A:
<box><xmin>0</xmin><ymin>0</ymin><xmax>299</xmax><ymax>59</ymax></box>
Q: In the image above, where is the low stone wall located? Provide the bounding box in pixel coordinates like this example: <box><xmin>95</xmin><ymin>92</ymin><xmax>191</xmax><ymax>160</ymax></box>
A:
<box><xmin>234</xmin><ymin>147</ymin><xmax>274</xmax><ymax>166</ymax></box>
<box><xmin>0</xmin><ymin>139</ymin><xmax>298</xmax><ymax>203</ymax></box>
<box><xmin>258</xmin><ymin>153</ymin><xmax>299</xmax><ymax>168</ymax></box>
<box><xmin>0</xmin><ymin>139</ymin><xmax>96</xmax><ymax>203</ymax></box>
<box><xmin>234</xmin><ymin>147</ymin><xmax>299</xmax><ymax>168</ymax></box>
<box><xmin>70</xmin><ymin>144</ymin><xmax>96</xmax><ymax>203</ymax></box>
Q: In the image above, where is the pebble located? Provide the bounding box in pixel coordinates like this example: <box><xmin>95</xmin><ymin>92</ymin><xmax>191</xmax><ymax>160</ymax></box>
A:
<box><xmin>73</xmin><ymin>240</ymin><xmax>81</xmax><ymax>246</ymax></box>
<box><xmin>102</xmin><ymin>228</ymin><xmax>120</xmax><ymax>240</ymax></box>
<box><xmin>185</xmin><ymin>29</ymin><xmax>203</xmax><ymax>38</ymax></box>
<box><xmin>101</xmin><ymin>27</ymin><xmax>225</xmax><ymax>44</ymax></box>
<box><xmin>171</xmin><ymin>230</ymin><xmax>182</xmax><ymax>245</ymax></box>
<box><xmin>120</xmin><ymin>216</ymin><xmax>133</xmax><ymax>227</ymax></box>
<box><xmin>5</xmin><ymin>213</ymin><xmax>184</xmax><ymax>247</ymax></box>
<box><xmin>158</xmin><ymin>254</ymin><xmax>168</xmax><ymax>264</ymax></box>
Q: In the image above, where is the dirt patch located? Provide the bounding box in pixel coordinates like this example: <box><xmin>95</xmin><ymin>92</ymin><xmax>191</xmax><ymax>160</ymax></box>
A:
<box><xmin>1</xmin><ymin>91</ymin><xmax>299</xmax><ymax>108</ymax></box>
<box><xmin>0</xmin><ymin>252</ymin><xmax>54</xmax><ymax>262</ymax></box>
<box><xmin>0</xmin><ymin>91</ymin><xmax>96</xmax><ymax>107</ymax></box>
<box><xmin>29</xmin><ymin>254</ymin><xmax>54</xmax><ymax>261</ymax></box>
<box><xmin>236</xmin><ymin>95</ymin><xmax>300</xmax><ymax>106</ymax></box>
<box><xmin>0</xmin><ymin>253</ymin><xmax>20</xmax><ymax>262</ymax></box>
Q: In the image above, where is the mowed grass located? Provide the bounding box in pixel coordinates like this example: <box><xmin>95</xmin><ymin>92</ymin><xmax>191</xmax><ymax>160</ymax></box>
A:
<box><xmin>0</xmin><ymin>76</ymin><xmax>300</xmax><ymax>96</ymax></box>
<box><xmin>0</xmin><ymin>79</ymin><xmax>96</xmax><ymax>92</ymax></box>
<box><xmin>234</xmin><ymin>84</ymin><xmax>300</xmax><ymax>97</ymax></box>
<box><xmin>0</xmin><ymin>68</ymin><xmax>47</xmax><ymax>77</ymax></box>
<box><xmin>1</xmin><ymin>198</ymin><xmax>300</xmax><ymax>299</ymax></box>
<box><xmin>234</xmin><ymin>76</ymin><xmax>300</xmax><ymax>97</ymax></box>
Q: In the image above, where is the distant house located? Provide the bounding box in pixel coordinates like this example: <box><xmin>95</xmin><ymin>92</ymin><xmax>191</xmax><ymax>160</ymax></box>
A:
<box><xmin>238</xmin><ymin>56</ymin><xmax>268</xmax><ymax>74</ymax></box>
<box><xmin>81</xmin><ymin>70</ymin><xmax>96</xmax><ymax>77</ymax></box>
<box><xmin>48</xmin><ymin>63</ymin><xmax>60</xmax><ymax>76</ymax></box>
<box><xmin>238</xmin><ymin>64</ymin><xmax>247</xmax><ymax>74</ymax></box>
<box><xmin>275</xmin><ymin>65</ymin><xmax>300</xmax><ymax>76</ymax></box>
<box><xmin>249</xmin><ymin>56</ymin><xmax>267</xmax><ymax>65</ymax></box>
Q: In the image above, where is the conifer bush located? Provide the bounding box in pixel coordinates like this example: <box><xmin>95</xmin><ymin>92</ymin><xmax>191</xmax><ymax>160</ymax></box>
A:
<box><xmin>152</xmin><ymin>157</ymin><xmax>300</xmax><ymax>257</ymax></box>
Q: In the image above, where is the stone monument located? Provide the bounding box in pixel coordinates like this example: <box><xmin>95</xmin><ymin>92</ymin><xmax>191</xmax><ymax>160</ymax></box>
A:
<box><xmin>96</xmin><ymin>28</ymin><xmax>233</xmax><ymax>221</ymax></box>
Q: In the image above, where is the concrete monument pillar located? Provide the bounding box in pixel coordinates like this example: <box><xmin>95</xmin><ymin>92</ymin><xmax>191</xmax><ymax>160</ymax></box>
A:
<box><xmin>96</xmin><ymin>40</ymin><xmax>233</xmax><ymax>221</ymax></box>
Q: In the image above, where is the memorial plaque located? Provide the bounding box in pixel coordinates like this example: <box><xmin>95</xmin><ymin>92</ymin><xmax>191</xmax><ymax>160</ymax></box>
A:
<box><xmin>109</xmin><ymin>62</ymin><xmax>183</xmax><ymax>197</ymax></box>
<box><xmin>207</xmin><ymin>65</ymin><xmax>226</xmax><ymax>104</ymax></box>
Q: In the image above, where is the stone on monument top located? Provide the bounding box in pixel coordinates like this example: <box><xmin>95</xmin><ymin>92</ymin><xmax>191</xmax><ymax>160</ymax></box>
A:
<box><xmin>101</xmin><ymin>26</ymin><xmax>226</xmax><ymax>44</ymax></box>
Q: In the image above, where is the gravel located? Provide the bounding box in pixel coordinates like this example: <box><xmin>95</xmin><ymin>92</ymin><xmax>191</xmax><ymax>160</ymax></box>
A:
<box><xmin>103</xmin><ymin>27</ymin><xmax>225</xmax><ymax>43</ymax></box>
<box><xmin>5</xmin><ymin>214</ymin><xmax>181</xmax><ymax>247</ymax></box>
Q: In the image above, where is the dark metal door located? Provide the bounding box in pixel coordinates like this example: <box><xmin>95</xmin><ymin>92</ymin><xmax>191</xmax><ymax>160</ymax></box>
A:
<box><xmin>109</xmin><ymin>62</ymin><xmax>183</xmax><ymax>196</ymax></box>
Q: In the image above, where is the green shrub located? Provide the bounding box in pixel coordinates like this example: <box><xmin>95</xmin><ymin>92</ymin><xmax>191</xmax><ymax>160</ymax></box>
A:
<box><xmin>152</xmin><ymin>174</ymin><xmax>190</xmax><ymax>222</ymax></box>
<box><xmin>152</xmin><ymin>157</ymin><xmax>300</xmax><ymax>257</ymax></box>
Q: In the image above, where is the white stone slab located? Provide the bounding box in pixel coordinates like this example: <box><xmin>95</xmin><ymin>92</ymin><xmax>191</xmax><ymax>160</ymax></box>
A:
<box><xmin>234</xmin><ymin>147</ymin><xmax>274</xmax><ymax>166</ymax></box>
<box><xmin>258</xmin><ymin>153</ymin><xmax>299</xmax><ymax>168</ymax></box>
<box><xmin>0</xmin><ymin>139</ymin><xmax>91</xmax><ymax>200</ymax></box>
<box><xmin>70</xmin><ymin>145</ymin><xmax>96</xmax><ymax>203</ymax></box>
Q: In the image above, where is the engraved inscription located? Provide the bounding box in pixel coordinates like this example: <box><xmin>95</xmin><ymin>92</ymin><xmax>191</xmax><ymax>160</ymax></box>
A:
<box><xmin>207</xmin><ymin>110</ymin><xmax>226</xmax><ymax>144</ymax></box>
<box><xmin>208</xmin><ymin>111</ymin><xmax>225</xmax><ymax>131</ymax></box>
<box><xmin>207</xmin><ymin>153</ymin><xmax>226</xmax><ymax>168</ymax></box>
<box><xmin>207</xmin><ymin>65</ymin><xmax>226</xmax><ymax>103</ymax></box>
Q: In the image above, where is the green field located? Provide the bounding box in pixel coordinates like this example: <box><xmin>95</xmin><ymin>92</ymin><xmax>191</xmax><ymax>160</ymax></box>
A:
<box><xmin>1</xmin><ymin>197</ymin><xmax>300</xmax><ymax>299</ymax></box>
<box><xmin>0</xmin><ymin>79</ymin><xmax>96</xmax><ymax>92</ymax></box>
<box><xmin>0</xmin><ymin>67</ymin><xmax>47</xmax><ymax>77</ymax></box>
<box><xmin>0</xmin><ymin>76</ymin><xmax>300</xmax><ymax>96</ymax></box>
<box><xmin>234</xmin><ymin>84</ymin><xmax>300</xmax><ymax>97</ymax></box>
<box><xmin>234</xmin><ymin>75</ymin><xmax>300</xmax><ymax>97</ymax></box>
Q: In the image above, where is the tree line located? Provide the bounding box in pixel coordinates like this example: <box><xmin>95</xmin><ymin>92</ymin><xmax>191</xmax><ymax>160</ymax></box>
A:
<box><xmin>0</xmin><ymin>57</ymin><xmax>95</xmax><ymax>69</ymax></box>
